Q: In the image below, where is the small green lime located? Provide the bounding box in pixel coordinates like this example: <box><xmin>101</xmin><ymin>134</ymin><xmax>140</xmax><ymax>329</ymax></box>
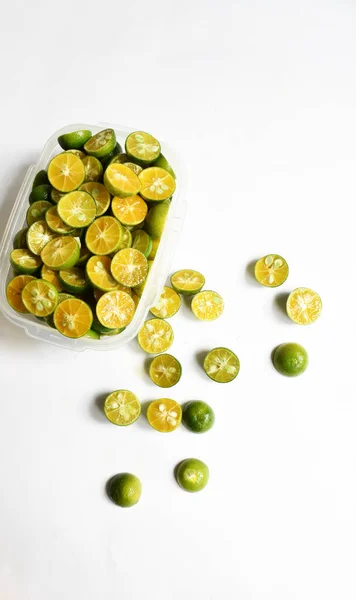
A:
<box><xmin>13</xmin><ymin>228</ymin><xmax>28</xmax><ymax>249</ymax></box>
<box><xmin>153</xmin><ymin>154</ymin><xmax>176</xmax><ymax>178</ymax></box>
<box><xmin>86</xmin><ymin>329</ymin><xmax>100</xmax><ymax>339</ymax></box>
<box><xmin>272</xmin><ymin>342</ymin><xmax>309</xmax><ymax>376</ymax></box>
<box><xmin>32</xmin><ymin>169</ymin><xmax>49</xmax><ymax>189</ymax></box>
<box><xmin>58</xmin><ymin>130</ymin><xmax>92</xmax><ymax>150</ymax></box>
<box><xmin>144</xmin><ymin>201</ymin><xmax>169</xmax><ymax>238</ymax></box>
<box><xmin>29</xmin><ymin>184</ymin><xmax>52</xmax><ymax>204</ymax></box>
<box><xmin>176</xmin><ymin>458</ymin><xmax>209</xmax><ymax>493</ymax></box>
<box><xmin>182</xmin><ymin>401</ymin><xmax>215</xmax><ymax>433</ymax></box>
<box><xmin>107</xmin><ymin>473</ymin><xmax>142</xmax><ymax>507</ymax></box>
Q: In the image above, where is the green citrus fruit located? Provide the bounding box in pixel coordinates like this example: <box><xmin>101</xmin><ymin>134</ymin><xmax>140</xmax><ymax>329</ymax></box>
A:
<box><xmin>272</xmin><ymin>342</ymin><xmax>309</xmax><ymax>376</ymax></box>
<box><xmin>182</xmin><ymin>401</ymin><xmax>215</xmax><ymax>433</ymax></box>
<box><xmin>107</xmin><ymin>473</ymin><xmax>142</xmax><ymax>507</ymax></box>
<box><xmin>176</xmin><ymin>458</ymin><xmax>209</xmax><ymax>493</ymax></box>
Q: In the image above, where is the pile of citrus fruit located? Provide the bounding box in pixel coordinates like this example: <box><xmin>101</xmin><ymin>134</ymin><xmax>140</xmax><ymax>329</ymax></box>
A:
<box><xmin>6</xmin><ymin>128</ymin><xmax>176</xmax><ymax>339</ymax></box>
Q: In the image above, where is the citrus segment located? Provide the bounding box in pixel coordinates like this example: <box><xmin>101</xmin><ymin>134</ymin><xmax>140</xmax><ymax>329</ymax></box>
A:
<box><xmin>41</xmin><ymin>236</ymin><xmax>80</xmax><ymax>270</ymax></box>
<box><xmin>149</xmin><ymin>354</ymin><xmax>182</xmax><ymax>388</ymax></box>
<box><xmin>96</xmin><ymin>290</ymin><xmax>135</xmax><ymax>329</ymax></box>
<box><xmin>147</xmin><ymin>399</ymin><xmax>182</xmax><ymax>432</ymax></box>
<box><xmin>86</xmin><ymin>255</ymin><xmax>121</xmax><ymax>292</ymax></box>
<box><xmin>191</xmin><ymin>290</ymin><xmax>224</xmax><ymax>321</ymax></box>
<box><xmin>85</xmin><ymin>216</ymin><xmax>123</xmax><ymax>255</ymax></box>
<box><xmin>171</xmin><ymin>269</ymin><xmax>205</xmax><ymax>295</ymax></box>
<box><xmin>111</xmin><ymin>248</ymin><xmax>148</xmax><ymax>287</ymax></box>
<box><xmin>10</xmin><ymin>249</ymin><xmax>42</xmax><ymax>274</ymax></box>
<box><xmin>26</xmin><ymin>220</ymin><xmax>57</xmax><ymax>255</ymax></box>
<box><xmin>104</xmin><ymin>390</ymin><xmax>141</xmax><ymax>426</ymax></box>
<box><xmin>57</xmin><ymin>191</ymin><xmax>96</xmax><ymax>228</ymax></box>
<box><xmin>80</xmin><ymin>182</ymin><xmax>110</xmax><ymax>216</ymax></box>
<box><xmin>254</xmin><ymin>254</ymin><xmax>289</xmax><ymax>287</ymax></box>
<box><xmin>137</xmin><ymin>318</ymin><xmax>174</xmax><ymax>354</ymax></box>
<box><xmin>286</xmin><ymin>288</ymin><xmax>322</xmax><ymax>325</ymax></box>
<box><xmin>111</xmin><ymin>195</ymin><xmax>148</xmax><ymax>226</ymax></box>
<box><xmin>125</xmin><ymin>131</ymin><xmax>161</xmax><ymax>165</ymax></box>
<box><xmin>45</xmin><ymin>205</ymin><xmax>75</xmax><ymax>234</ymax></box>
<box><xmin>139</xmin><ymin>166</ymin><xmax>175</xmax><ymax>202</ymax></box>
<box><xmin>104</xmin><ymin>163</ymin><xmax>141</xmax><ymax>197</ymax></box>
<box><xmin>53</xmin><ymin>298</ymin><xmax>93</xmax><ymax>338</ymax></box>
<box><xmin>48</xmin><ymin>152</ymin><xmax>85</xmax><ymax>192</ymax></box>
<box><xmin>6</xmin><ymin>275</ymin><xmax>35</xmax><ymax>313</ymax></box>
<box><xmin>84</xmin><ymin>128</ymin><xmax>116</xmax><ymax>158</ymax></box>
<box><xmin>21</xmin><ymin>279</ymin><xmax>58</xmax><ymax>317</ymax></box>
<box><xmin>204</xmin><ymin>347</ymin><xmax>240</xmax><ymax>383</ymax></box>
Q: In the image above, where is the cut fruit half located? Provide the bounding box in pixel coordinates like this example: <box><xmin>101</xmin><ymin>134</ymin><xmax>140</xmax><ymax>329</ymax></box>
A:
<box><xmin>41</xmin><ymin>264</ymin><xmax>64</xmax><ymax>291</ymax></box>
<box><xmin>41</xmin><ymin>236</ymin><xmax>80</xmax><ymax>270</ymax></box>
<box><xmin>137</xmin><ymin>318</ymin><xmax>174</xmax><ymax>354</ymax></box>
<box><xmin>111</xmin><ymin>195</ymin><xmax>148</xmax><ymax>226</ymax></box>
<box><xmin>48</xmin><ymin>152</ymin><xmax>85</xmax><ymax>192</ymax></box>
<box><xmin>58</xmin><ymin>129</ymin><xmax>92</xmax><ymax>150</ymax></box>
<box><xmin>85</xmin><ymin>216</ymin><xmax>123</xmax><ymax>255</ymax></box>
<box><xmin>191</xmin><ymin>290</ymin><xmax>224</xmax><ymax>321</ymax></box>
<box><xmin>26</xmin><ymin>220</ymin><xmax>57</xmax><ymax>255</ymax></box>
<box><xmin>254</xmin><ymin>254</ymin><xmax>289</xmax><ymax>287</ymax></box>
<box><xmin>26</xmin><ymin>201</ymin><xmax>52</xmax><ymax>226</ymax></box>
<box><xmin>139</xmin><ymin>166</ymin><xmax>175</xmax><ymax>202</ymax></box>
<box><xmin>10</xmin><ymin>249</ymin><xmax>42</xmax><ymax>274</ymax></box>
<box><xmin>153</xmin><ymin>154</ymin><xmax>176</xmax><ymax>178</ymax></box>
<box><xmin>111</xmin><ymin>248</ymin><xmax>148</xmax><ymax>287</ymax></box>
<box><xmin>59</xmin><ymin>267</ymin><xmax>90</xmax><ymax>294</ymax></box>
<box><xmin>104</xmin><ymin>390</ymin><xmax>141</xmax><ymax>426</ymax></box>
<box><xmin>147</xmin><ymin>398</ymin><xmax>182</xmax><ymax>432</ymax></box>
<box><xmin>171</xmin><ymin>269</ymin><xmax>205</xmax><ymax>295</ymax></box>
<box><xmin>86</xmin><ymin>255</ymin><xmax>121</xmax><ymax>292</ymax></box>
<box><xmin>84</xmin><ymin>128</ymin><xmax>116</xmax><ymax>158</ymax></box>
<box><xmin>104</xmin><ymin>163</ymin><xmax>141</xmax><ymax>197</ymax></box>
<box><xmin>149</xmin><ymin>354</ymin><xmax>182</xmax><ymax>387</ymax></box>
<box><xmin>6</xmin><ymin>275</ymin><xmax>36</xmax><ymax>313</ymax></box>
<box><xmin>21</xmin><ymin>279</ymin><xmax>58</xmax><ymax>317</ymax></box>
<box><xmin>53</xmin><ymin>298</ymin><xmax>93</xmax><ymax>338</ymax></box>
<box><xmin>150</xmin><ymin>286</ymin><xmax>181</xmax><ymax>318</ymax></box>
<box><xmin>131</xmin><ymin>230</ymin><xmax>152</xmax><ymax>257</ymax></box>
<box><xmin>125</xmin><ymin>131</ymin><xmax>161</xmax><ymax>165</ymax></box>
<box><xmin>45</xmin><ymin>205</ymin><xmax>75</xmax><ymax>235</ymax></box>
<box><xmin>286</xmin><ymin>287</ymin><xmax>322</xmax><ymax>325</ymax></box>
<box><xmin>82</xmin><ymin>155</ymin><xmax>103</xmax><ymax>182</ymax></box>
<box><xmin>204</xmin><ymin>347</ymin><xmax>240</xmax><ymax>383</ymax></box>
<box><xmin>57</xmin><ymin>191</ymin><xmax>96</xmax><ymax>228</ymax></box>
<box><xmin>80</xmin><ymin>182</ymin><xmax>110</xmax><ymax>216</ymax></box>
<box><xmin>96</xmin><ymin>290</ymin><xmax>135</xmax><ymax>329</ymax></box>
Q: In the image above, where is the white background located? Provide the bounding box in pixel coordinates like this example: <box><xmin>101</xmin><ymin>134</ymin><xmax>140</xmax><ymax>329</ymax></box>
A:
<box><xmin>0</xmin><ymin>1</ymin><xmax>355</xmax><ymax>599</ymax></box>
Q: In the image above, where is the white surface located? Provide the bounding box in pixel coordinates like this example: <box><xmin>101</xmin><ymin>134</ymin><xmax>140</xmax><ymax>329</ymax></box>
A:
<box><xmin>0</xmin><ymin>1</ymin><xmax>355</xmax><ymax>599</ymax></box>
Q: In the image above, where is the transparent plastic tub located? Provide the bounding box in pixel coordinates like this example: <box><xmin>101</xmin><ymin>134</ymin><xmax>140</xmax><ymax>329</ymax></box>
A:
<box><xmin>0</xmin><ymin>123</ymin><xmax>186</xmax><ymax>351</ymax></box>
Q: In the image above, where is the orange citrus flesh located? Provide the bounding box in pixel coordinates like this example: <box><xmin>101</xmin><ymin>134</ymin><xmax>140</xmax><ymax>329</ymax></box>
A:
<box><xmin>96</xmin><ymin>290</ymin><xmax>135</xmax><ymax>329</ymax></box>
<box><xmin>286</xmin><ymin>287</ymin><xmax>322</xmax><ymax>325</ymax></box>
<box><xmin>53</xmin><ymin>298</ymin><xmax>93</xmax><ymax>338</ymax></box>
<box><xmin>147</xmin><ymin>399</ymin><xmax>182</xmax><ymax>432</ymax></box>
<box><xmin>85</xmin><ymin>216</ymin><xmax>123</xmax><ymax>255</ymax></box>
<box><xmin>111</xmin><ymin>195</ymin><xmax>148</xmax><ymax>226</ymax></box>
<box><xmin>139</xmin><ymin>167</ymin><xmax>175</xmax><ymax>201</ymax></box>
<box><xmin>48</xmin><ymin>152</ymin><xmax>85</xmax><ymax>192</ymax></box>
<box><xmin>6</xmin><ymin>275</ymin><xmax>36</xmax><ymax>313</ymax></box>
<box><xmin>111</xmin><ymin>248</ymin><xmax>148</xmax><ymax>287</ymax></box>
<box><xmin>254</xmin><ymin>254</ymin><xmax>289</xmax><ymax>287</ymax></box>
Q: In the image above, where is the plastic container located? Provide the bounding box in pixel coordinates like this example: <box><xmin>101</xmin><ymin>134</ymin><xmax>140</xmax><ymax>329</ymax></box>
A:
<box><xmin>0</xmin><ymin>123</ymin><xmax>186</xmax><ymax>351</ymax></box>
